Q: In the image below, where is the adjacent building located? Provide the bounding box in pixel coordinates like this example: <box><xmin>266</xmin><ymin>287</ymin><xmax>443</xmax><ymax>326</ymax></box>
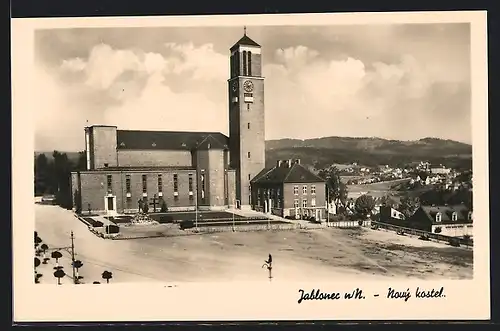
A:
<box><xmin>430</xmin><ymin>164</ymin><xmax>451</xmax><ymax>175</ymax></box>
<box><xmin>250</xmin><ymin>159</ymin><xmax>327</xmax><ymax>220</ymax></box>
<box><xmin>71</xmin><ymin>31</ymin><xmax>266</xmax><ymax>214</ymax></box>
<box><xmin>379</xmin><ymin>204</ymin><xmax>473</xmax><ymax>238</ymax></box>
<box><xmin>409</xmin><ymin>205</ymin><xmax>473</xmax><ymax>237</ymax></box>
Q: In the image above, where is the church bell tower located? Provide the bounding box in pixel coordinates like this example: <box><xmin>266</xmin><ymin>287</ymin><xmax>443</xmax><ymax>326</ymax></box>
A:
<box><xmin>228</xmin><ymin>28</ymin><xmax>265</xmax><ymax>209</ymax></box>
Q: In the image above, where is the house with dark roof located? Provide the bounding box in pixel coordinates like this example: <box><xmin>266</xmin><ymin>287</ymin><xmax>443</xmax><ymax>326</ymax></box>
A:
<box><xmin>251</xmin><ymin>159</ymin><xmax>327</xmax><ymax>220</ymax></box>
<box><xmin>405</xmin><ymin>204</ymin><xmax>473</xmax><ymax>237</ymax></box>
<box><xmin>71</xmin><ymin>30</ymin><xmax>266</xmax><ymax>215</ymax></box>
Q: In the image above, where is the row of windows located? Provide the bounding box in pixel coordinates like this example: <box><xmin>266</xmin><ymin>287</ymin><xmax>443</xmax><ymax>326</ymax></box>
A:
<box><xmin>293</xmin><ymin>185</ymin><xmax>316</xmax><ymax>195</ymax></box>
<box><xmin>294</xmin><ymin>198</ymin><xmax>317</xmax><ymax>208</ymax></box>
<box><xmin>257</xmin><ymin>188</ymin><xmax>281</xmax><ymax>198</ymax></box>
<box><xmin>109</xmin><ymin>173</ymin><xmax>194</xmax><ymax>195</ymax></box>
<box><xmin>230</xmin><ymin>51</ymin><xmax>253</xmax><ymax>77</ymax></box>
<box><xmin>242</xmin><ymin>51</ymin><xmax>252</xmax><ymax>76</ymax></box>
<box><xmin>435</xmin><ymin>211</ymin><xmax>472</xmax><ymax>222</ymax></box>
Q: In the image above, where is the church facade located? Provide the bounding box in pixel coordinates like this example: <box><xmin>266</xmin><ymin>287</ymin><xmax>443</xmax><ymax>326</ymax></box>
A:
<box><xmin>71</xmin><ymin>32</ymin><xmax>266</xmax><ymax>215</ymax></box>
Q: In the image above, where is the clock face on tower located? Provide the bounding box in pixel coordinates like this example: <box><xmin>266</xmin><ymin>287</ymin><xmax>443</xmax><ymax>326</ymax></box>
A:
<box><xmin>243</xmin><ymin>80</ymin><xmax>254</xmax><ymax>92</ymax></box>
<box><xmin>232</xmin><ymin>80</ymin><xmax>238</xmax><ymax>92</ymax></box>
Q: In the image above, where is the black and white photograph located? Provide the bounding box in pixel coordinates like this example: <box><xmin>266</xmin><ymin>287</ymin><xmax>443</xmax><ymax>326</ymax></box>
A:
<box><xmin>12</xmin><ymin>11</ymin><xmax>489</xmax><ymax>321</ymax></box>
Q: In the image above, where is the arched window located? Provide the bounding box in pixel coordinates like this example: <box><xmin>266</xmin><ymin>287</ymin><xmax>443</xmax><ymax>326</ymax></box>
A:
<box><xmin>235</xmin><ymin>52</ymin><xmax>240</xmax><ymax>76</ymax></box>
<box><xmin>451</xmin><ymin>212</ymin><xmax>458</xmax><ymax>221</ymax></box>
<box><xmin>230</xmin><ymin>53</ymin><xmax>235</xmax><ymax>77</ymax></box>
<box><xmin>468</xmin><ymin>211</ymin><xmax>473</xmax><ymax>220</ymax></box>
<box><xmin>435</xmin><ymin>212</ymin><xmax>442</xmax><ymax>222</ymax></box>
<box><xmin>247</xmin><ymin>51</ymin><xmax>252</xmax><ymax>76</ymax></box>
<box><xmin>242</xmin><ymin>51</ymin><xmax>247</xmax><ymax>76</ymax></box>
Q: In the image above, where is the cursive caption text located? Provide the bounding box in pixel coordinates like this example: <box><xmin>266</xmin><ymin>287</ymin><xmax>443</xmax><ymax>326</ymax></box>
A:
<box><xmin>297</xmin><ymin>287</ymin><xmax>446</xmax><ymax>304</ymax></box>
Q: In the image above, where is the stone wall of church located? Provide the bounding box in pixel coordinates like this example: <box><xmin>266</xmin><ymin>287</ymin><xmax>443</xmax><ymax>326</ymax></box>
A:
<box><xmin>117</xmin><ymin>150</ymin><xmax>192</xmax><ymax>167</ymax></box>
<box><xmin>75</xmin><ymin>170</ymin><xmax>198</xmax><ymax>214</ymax></box>
<box><xmin>89</xmin><ymin>126</ymin><xmax>118</xmax><ymax>169</ymax></box>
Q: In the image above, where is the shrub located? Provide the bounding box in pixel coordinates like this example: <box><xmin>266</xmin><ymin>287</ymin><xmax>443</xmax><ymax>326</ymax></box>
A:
<box><xmin>106</xmin><ymin>225</ymin><xmax>120</xmax><ymax>234</ymax></box>
<box><xmin>159</xmin><ymin>215</ymin><xmax>174</xmax><ymax>223</ymax></box>
<box><xmin>449</xmin><ymin>238</ymin><xmax>460</xmax><ymax>247</ymax></box>
<box><xmin>180</xmin><ymin>220</ymin><xmax>195</xmax><ymax>230</ymax></box>
<box><xmin>160</xmin><ymin>199</ymin><xmax>168</xmax><ymax>213</ymax></box>
<box><xmin>358</xmin><ymin>220</ymin><xmax>364</xmax><ymax>226</ymax></box>
<box><xmin>434</xmin><ymin>227</ymin><xmax>442</xmax><ymax>234</ymax></box>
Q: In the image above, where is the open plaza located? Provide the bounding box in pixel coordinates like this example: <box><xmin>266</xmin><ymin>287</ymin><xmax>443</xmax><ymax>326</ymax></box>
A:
<box><xmin>34</xmin><ymin>203</ymin><xmax>473</xmax><ymax>285</ymax></box>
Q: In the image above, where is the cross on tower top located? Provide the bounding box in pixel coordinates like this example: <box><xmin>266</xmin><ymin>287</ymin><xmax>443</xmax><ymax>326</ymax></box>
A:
<box><xmin>244</xmin><ymin>26</ymin><xmax>247</xmax><ymax>35</ymax></box>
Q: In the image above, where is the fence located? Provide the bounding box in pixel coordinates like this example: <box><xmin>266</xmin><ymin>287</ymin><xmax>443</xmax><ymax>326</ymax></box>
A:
<box><xmin>372</xmin><ymin>221</ymin><xmax>473</xmax><ymax>248</ymax></box>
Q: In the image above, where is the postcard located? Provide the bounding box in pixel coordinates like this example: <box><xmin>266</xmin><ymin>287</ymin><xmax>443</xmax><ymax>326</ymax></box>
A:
<box><xmin>12</xmin><ymin>10</ymin><xmax>489</xmax><ymax>322</ymax></box>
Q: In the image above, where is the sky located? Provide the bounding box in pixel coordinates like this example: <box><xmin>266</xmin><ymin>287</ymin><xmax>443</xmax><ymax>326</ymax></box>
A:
<box><xmin>33</xmin><ymin>23</ymin><xmax>471</xmax><ymax>152</ymax></box>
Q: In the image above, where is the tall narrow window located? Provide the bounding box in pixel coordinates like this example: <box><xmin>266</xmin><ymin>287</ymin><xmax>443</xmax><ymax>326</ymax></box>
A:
<box><xmin>311</xmin><ymin>185</ymin><xmax>316</xmax><ymax>195</ymax></box>
<box><xmin>248</xmin><ymin>174</ymin><xmax>251</xmax><ymax>180</ymax></box>
<box><xmin>242</xmin><ymin>51</ymin><xmax>247</xmax><ymax>76</ymax></box>
<box><xmin>311</xmin><ymin>198</ymin><xmax>316</xmax><ymax>207</ymax></box>
<box><xmin>157</xmin><ymin>174</ymin><xmax>163</xmax><ymax>193</ymax></box>
<box><xmin>247</xmin><ymin>51</ymin><xmax>252</xmax><ymax>76</ymax></box>
<box><xmin>293</xmin><ymin>186</ymin><xmax>299</xmax><ymax>195</ymax></box>
<box><xmin>248</xmin><ymin>122</ymin><xmax>251</xmax><ymax>129</ymax></box>
<box><xmin>302</xmin><ymin>185</ymin><xmax>308</xmax><ymax>195</ymax></box>
<box><xmin>142</xmin><ymin>175</ymin><xmax>147</xmax><ymax>193</ymax></box>
<box><xmin>294</xmin><ymin>199</ymin><xmax>299</xmax><ymax>208</ymax></box>
<box><xmin>247</xmin><ymin>104</ymin><xmax>250</xmax><ymax>110</ymax></box>
<box><xmin>201</xmin><ymin>174</ymin><xmax>206</xmax><ymax>200</ymax></box>
<box><xmin>125</xmin><ymin>175</ymin><xmax>131</xmax><ymax>194</ymax></box>
<box><xmin>235</xmin><ymin>52</ymin><xmax>240</xmax><ymax>75</ymax></box>
<box><xmin>188</xmin><ymin>173</ymin><xmax>193</xmax><ymax>192</ymax></box>
<box><xmin>106</xmin><ymin>175</ymin><xmax>112</xmax><ymax>193</ymax></box>
<box><xmin>248</xmin><ymin>152</ymin><xmax>251</xmax><ymax>158</ymax></box>
<box><xmin>230</xmin><ymin>54</ymin><xmax>235</xmax><ymax>77</ymax></box>
<box><xmin>302</xmin><ymin>199</ymin><xmax>308</xmax><ymax>208</ymax></box>
<box><xmin>173</xmin><ymin>174</ymin><xmax>178</xmax><ymax>193</ymax></box>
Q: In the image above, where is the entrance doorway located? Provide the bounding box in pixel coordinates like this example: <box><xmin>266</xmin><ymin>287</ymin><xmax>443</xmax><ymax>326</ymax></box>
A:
<box><xmin>104</xmin><ymin>195</ymin><xmax>117</xmax><ymax>215</ymax></box>
<box><xmin>315</xmin><ymin>209</ymin><xmax>322</xmax><ymax>221</ymax></box>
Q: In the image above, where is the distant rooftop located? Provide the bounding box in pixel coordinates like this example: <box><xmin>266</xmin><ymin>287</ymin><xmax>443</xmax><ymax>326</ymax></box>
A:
<box><xmin>252</xmin><ymin>159</ymin><xmax>325</xmax><ymax>184</ymax></box>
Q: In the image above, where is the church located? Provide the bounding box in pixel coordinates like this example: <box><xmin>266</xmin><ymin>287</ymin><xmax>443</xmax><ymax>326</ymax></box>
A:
<box><xmin>71</xmin><ymin>31</ymin><xmax>326</xmax><ymax>218</ymax></box>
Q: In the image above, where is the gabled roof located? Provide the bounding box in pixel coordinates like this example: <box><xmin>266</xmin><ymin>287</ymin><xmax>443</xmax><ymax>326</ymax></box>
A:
<box><xmin>420</xmin><ymin>205</ymin><xmax>472</xmax><ymax>224</ymax></box>
<box><xmin>251</xmin><ymin>162</ymin><xmax>325</xmax><ymax>184</ymax></box>
<box><xmin>193</xmin><ymin>134</ymin><xmax>229</xmax><ymax>150</ymax></box>
<box><xmin>230</xmin><ymin>34</ymin><xmax>261</xmax><ymax>51</ymax></box>
<box><xmin>116</xmin><ymin>130</ymin><xmax>229</xmax><ymax>151</ymax></box>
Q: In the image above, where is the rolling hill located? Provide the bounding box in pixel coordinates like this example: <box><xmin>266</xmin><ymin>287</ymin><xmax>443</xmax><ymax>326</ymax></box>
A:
<box><xmin>34</xmin><ymin>136</ymin><xmax>472</xmax><ymax>170</ymax></box>
<box><xmin>265</xmin><ymin>136</ymin><xmax>472</xmax><ymax>169</ymax></box>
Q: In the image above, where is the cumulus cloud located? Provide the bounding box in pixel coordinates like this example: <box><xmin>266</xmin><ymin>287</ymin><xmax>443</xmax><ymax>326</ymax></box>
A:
<box><xmin>35</xmin><ymin>30</ymin><xmax>471</xmax><ymax>152</ymax></box>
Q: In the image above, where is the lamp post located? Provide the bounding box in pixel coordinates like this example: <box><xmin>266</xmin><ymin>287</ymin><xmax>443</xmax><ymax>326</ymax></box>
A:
<box><xmin>49</xmin><ymin>231</ymin><xmax>77</xmax><ymax>284</ymax></box>
<box><xmin>327</xmin><ymin>189</ymin><xmax>330</xmax><ymax>226</ymax></box>
<box><xmin>262</xmin><ymin>254</ymin><xmax>273</xmax><ymax>282</ymax></box>
<box><xmin>195</xmin><ymin>185</ymin><xmax>198</xmax><ymax>230</ymax></box>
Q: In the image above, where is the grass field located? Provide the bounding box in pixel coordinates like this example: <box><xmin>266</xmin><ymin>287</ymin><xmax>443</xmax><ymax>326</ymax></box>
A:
<box><xmin>148</xmin><ymin>211</ymin><xmax>266</xmax><ymax>222</ymax></box>
<box><xmin>35</xmin><ymin>204</ymin><xmax>472</xmax><ymax>284</ymax></box>
<box><xmin>347</xmin><ymin>178</ymin><xmax>410</xmax><ymax>199</ymax></box>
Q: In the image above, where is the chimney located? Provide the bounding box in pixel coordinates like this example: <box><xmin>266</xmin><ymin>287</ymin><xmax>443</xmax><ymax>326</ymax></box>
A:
<box><xmin>277</xmin><ymin>160</ymin><xmax>282</xmax><ymax>168</ymax></box>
